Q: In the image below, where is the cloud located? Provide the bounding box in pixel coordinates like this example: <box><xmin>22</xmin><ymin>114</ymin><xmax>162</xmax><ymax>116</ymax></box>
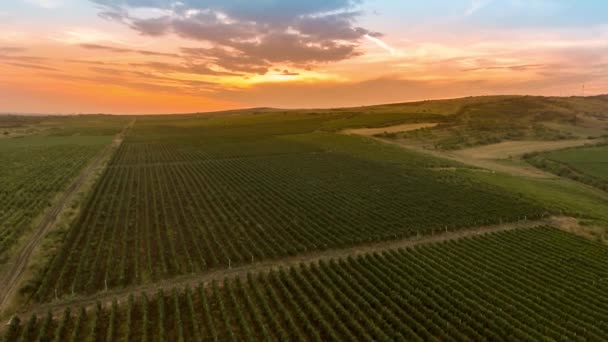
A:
<box><xmin>23</xmin><ymin>0</ymin><xmax>64</xmax><ymax>9</ymax></box>
<box><xmin>0</xmin><ymin>47</ymin><xmax>27</xmax><ymax>54</ymax></box>
<box><xmin>2</xmin><ymin>62</ymin><xmax>59</xmax><ymax>71</ymax></box>
<box><xmin>364</xmin><ymin>34</ymin><xmax>398</xmax><ymax>56</ymax></box>
<box><xmin>91</xmin><ymin>0</ymin><xmax>375</xmax><ymax>74</ymax></box>
<box><xmin>465</xmin><ymin>0</ymin><xmax>492</xmax><ymax>16</ymax></box>
<box><xmin>129</xmin><ymin>60</ymin><xmax>242</xmax><ymax>76</ymax></box>
<box><xmin>0</xmin><ymin>54</ymin><xmax>46</xmax><ymax>62</ymax></box>
<box><xmin>53</xmin><ymin>27</ymin><xmax>152</xmax><ymax>47</ymax></box>
<box><xmin>462</xmin><ymin>64</ymin><xmax>549</xmax><ymax>72</ymax></box>
<box><xmin>36</xmin><ymin>65</ymin><xmax>223</xmax><ymax>95</ymax></box>
<box><xmin>275</xmin><ymin>69</ymin><xmax>300</xmax><ymax>76</ymax></box>
<box><xmin>181</xmin><ymin>47</ymin><xmax>270</xmax><ymax>74</ymax></box>
<box><xmin>78</xmin><ymin>43</ymin><xmax>180</xmax><ymax>57</ymax></box>
<box><xmin>64</xmin><ymin>59</ymin><xmax>121</xmax><ymax>66</ymax></box>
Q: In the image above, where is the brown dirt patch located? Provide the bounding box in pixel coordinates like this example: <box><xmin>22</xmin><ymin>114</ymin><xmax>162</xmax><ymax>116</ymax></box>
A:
<box><xmin>342</xmin><ymin>122</ymin><xmax>438</xmax><ymax>135</ymax></box>
<box><xmin>454</xmin><ymin>139</ymin><xmax>593</xmax><ymax>160</ymax></box>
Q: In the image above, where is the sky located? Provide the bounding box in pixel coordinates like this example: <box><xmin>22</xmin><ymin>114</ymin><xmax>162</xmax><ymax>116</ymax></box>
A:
<box><xmin>0</xmin><ymin>0</ymin><xmax>607</xmax><ymax>114</ymax></box>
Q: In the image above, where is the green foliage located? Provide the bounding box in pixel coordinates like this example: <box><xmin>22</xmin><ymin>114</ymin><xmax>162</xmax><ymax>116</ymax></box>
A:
<box><xmin>34</xmin><ymin>311</ymin><xmax>53</xmax><ymax>342</ymax></box>
<box><xmin>68</xmin><ymin>307</ymin><xmax>86</xmax><ymax>342</ymax></box>
<box><xmin>11</xmin><ymin>228</ymin><xmax>608</xmax><ymax>340</ymax></box>
<box><xmin>319</xmin><ymin>112</ymin><xmax>444</xmax><ymax>131</ymax></box>
<box><xmin>18</xmin><ymin>313</ymin><xmax>36</xmax><ymax>342</ymax></box>
<box><xmin>526</xmin><ymin>144</ymin><xmax>608</xmax><ymax>192</ymax></box>
<box><xmin>0</xmin><ymin>135</ymin><xmax>112</xmax><ymax>261</ymax></box>
<box><xmin>467</xmin><ymin>170</ymin><xmax>608</xmax><ymax>222</ymax></box>
<box><xmin>52</xmin><ymin>307</ymin><xmax>71</xmax><ymax>342</ymax></box>
<box><xmin>3</xmin><ymin>316</ymin><xmax>21</xmax><ymax>342</ymax></box>
<box><xmin>31</xmin><ymin>117</ymin><xmax>545</xmax><ymax>300</ymax></box>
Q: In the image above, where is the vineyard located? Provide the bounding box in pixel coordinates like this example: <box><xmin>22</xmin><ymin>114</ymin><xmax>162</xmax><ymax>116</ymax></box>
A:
<box><xmin>7</xmin><ymin>227</ymin><xmax>608</xmax><ymax>341</ymax></box>
<box><xmin>27</xmin><ymin>116</ymin><xmax>547</xmax><ymax>300</ymax></box>
<box><xmin>0</xmin><ymin>136</ymin><xmax>113</xmax><ymax>263</ymax></box>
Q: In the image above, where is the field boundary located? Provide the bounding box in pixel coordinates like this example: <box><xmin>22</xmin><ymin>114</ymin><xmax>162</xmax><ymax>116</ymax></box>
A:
<box><xmin>0</xmin><ymin>121</ymin><xmax>134</xmax><ymax>316</ymax></box>
<box><xmin>4</xmin><ymin>216</ymin><xmax>574</xmax><ymax>323</ymax></box>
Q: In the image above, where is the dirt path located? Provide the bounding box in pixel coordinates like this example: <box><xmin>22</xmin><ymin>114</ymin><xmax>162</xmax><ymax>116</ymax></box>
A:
<box><xmin>0</xmin><ymin>121</ymin><xmax>134</xmax><ymax>315</ymax></box>
<box><xmin>342</xmin><ymin>122</ymin><xmax>438</xmax><ymax>135</ymax></box>
<box><xmin>4</xmin><ymin>216</ymin><xmax>568</xmax><ymax>322</ymax></box>
<box><xmin>453</xmin><ymin>139</ymin><xmax>594</xmax><ymax>160</ymax></box>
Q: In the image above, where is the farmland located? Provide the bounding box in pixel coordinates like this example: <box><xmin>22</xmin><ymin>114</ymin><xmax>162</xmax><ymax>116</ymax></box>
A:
<box><xmin>0</xmin><ymin>115</ymin><xmax>128</xmax><ymax>264</ymax></box>
<box><xmin>4</xmin><ymin>0</ymin><xmax>608</xmax><ymax>338</ymax></box>
<box><xmin>7</xmin><ymin>227</ymin><xmax>608</xmax><ymax>341</ymax></box>
<box><xmin>3</xmin><ymin>96</ymin><xmax>608</xmax><ymax>340</ymax></box>
<box><xmin>27</xmin><ymin>114</ymin><xmax>545</xmax><ymax>300</ymax></box>
<box><xmin>526</xmin><ymin>144</ymin><xmax>608</xmax><ymax>191</ymax></box>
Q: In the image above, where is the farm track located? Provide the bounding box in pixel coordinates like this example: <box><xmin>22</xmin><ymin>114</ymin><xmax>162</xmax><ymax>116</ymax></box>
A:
<box><xmin>0</xmin><ymin>121</ymin><xmax>134</xmax><ymax>315</ymax></box>
<box><xmin>6</xmin><ymin>216</ymin><xmax>573</xmax><ymax>323</ymax></box>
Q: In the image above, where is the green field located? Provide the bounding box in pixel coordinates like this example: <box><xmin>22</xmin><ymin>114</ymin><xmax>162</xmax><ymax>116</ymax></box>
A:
<box><xmin>0</xmin><ymin>116</ymin><xmax>126</xmax><ymax>264</ymax></box>
<box><xmin>526</xmin><ymin>144</ymin><xmax>608</xmax><ymax>192</ymax></box>
<box><xmin>4</xmin><ymin>96</ymin><xmax>608</xmax><ymax>340</ymax></box>
<box><xmin>546</xmin><ymin>145</ymin><xmax>608</xmax><ymax>181</ymax></box>
<box><xmin>28</xmin><ymin>114</ymin><xmax>545</xmax><ymax>300</ymax></box>
<box><xmin>7</xmin><ymin>227</ymin><xmax>608</xmax><ymax>341</ymax></box>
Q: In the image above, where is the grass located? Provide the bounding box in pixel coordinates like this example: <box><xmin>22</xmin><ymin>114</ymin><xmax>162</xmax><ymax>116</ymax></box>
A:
<box><xmin>467</xmin><ymin>170</ymin><xmax>608</xmax><ymax>223</ymax></box>
<box><xmin>544</xmin><ymin>145</ymin><xmax>608</xmax><ymax>181</ymax></box>
<box><xmin>525</xmin><ymin>143</ymin><xmax>608</xmax><ymax>192</ymax></box>
<box><xmin>0</xmin><ymin>135</ymin><xmax>115</xmax><ymax>263</ymax></box>
<box><xmin>384</xmin><ymin>96</ymin><xmax>608</xmax><ymax>150</ymax></box>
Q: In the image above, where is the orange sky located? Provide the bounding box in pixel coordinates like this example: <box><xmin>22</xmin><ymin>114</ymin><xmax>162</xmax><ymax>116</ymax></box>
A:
<box><xmin>0</xmin><ymin>1</ymin><xmax>607</xmax><ymax>114</ymax></box>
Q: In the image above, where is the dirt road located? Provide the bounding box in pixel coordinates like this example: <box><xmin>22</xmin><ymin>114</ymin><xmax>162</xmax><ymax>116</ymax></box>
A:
<box><xmin>5</xmin><ymin>216</ymin><xmax>570</xmax><ymax>322</ymax></box>
<box><xmin>342</xmin><ymin>122</ymin><xmax>438</xmax><ymax>135</ymax></box>
<box><xmin>0</xmin><ymin>121</ymin><xmax>133</xmax><ymax>315</ymax></box>
<box><xmin>453</xmin><ymin>139</ymin><xmax>594</xmax><ymax>160</ymax></box>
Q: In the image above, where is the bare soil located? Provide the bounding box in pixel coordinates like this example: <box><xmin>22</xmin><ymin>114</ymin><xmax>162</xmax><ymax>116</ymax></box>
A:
<box><xmin>454</xmin><ymin>139</ymin><xmax>594</xmax><ymax>160</ymax></box>
<box><xmin>342</xmin><ymin>122</ymin><xmax>438</xmax><ymax>135</ymax></box>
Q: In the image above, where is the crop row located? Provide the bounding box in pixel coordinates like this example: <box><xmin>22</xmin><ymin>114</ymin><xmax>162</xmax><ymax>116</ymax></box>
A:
<box><xmin>35</xmin><ymin>142</ymin><xmax>542</xmax><ymax>300</ymax></box>
<box><xmin>28</xmin><ymin>141</ymin><xmax>547</xmax><ymax>301</ymax></box>
<box><xmin>0</xmin><ymin>144</ymin><xmax>100</xmax><ymax>258</ymax></box>
<box><xmin>8</xmin><ymin>227</ymin><xmax>608</xmax><ymax>341</ymax></box>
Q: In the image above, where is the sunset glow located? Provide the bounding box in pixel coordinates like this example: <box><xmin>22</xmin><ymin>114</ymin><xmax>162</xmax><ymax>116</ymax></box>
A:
<box><xmin>1</xmin><ymin>0</ymin><xmax>607</xmax><ymax>113</ymax></box>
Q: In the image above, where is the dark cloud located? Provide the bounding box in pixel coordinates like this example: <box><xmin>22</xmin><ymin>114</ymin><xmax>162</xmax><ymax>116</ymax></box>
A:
<box><xmin>78</xmin><ymin>43</ymin><xmax>180</xmax><ymax>57</ymax></box>
<box><xmin>91</xmin><ymin>0</ymin><xmax>375</xmax><ymax>74</ymax></box>
<box><xmin>93</xmin><ymin>1</ymin><xmax>362</xmax><ymax>24</ymax></box>
<box><xmin>294</xmin><ymin>11</ymin><xmax>376</xmax><ymax>40</ymax></box>
<box><xmin>275</xmin><ymin>69</ymin><xmax>300</xmax><ymax>76</ymax></box>
<box><xmin>181</xmin><ymin>47</ymin><xmax>270</xmax><ymax>74</ymax></box>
